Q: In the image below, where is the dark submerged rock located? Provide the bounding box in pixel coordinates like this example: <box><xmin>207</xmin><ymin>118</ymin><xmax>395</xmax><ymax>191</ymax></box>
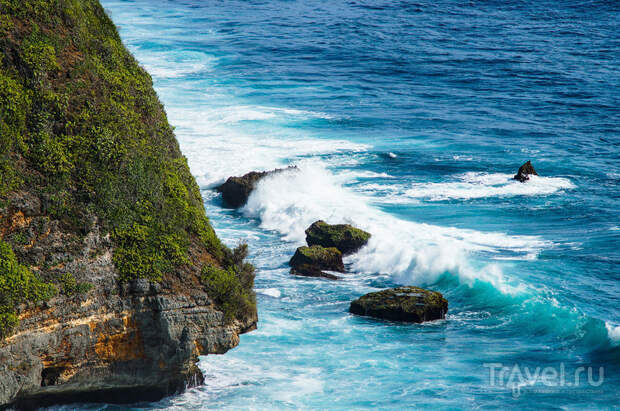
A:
<box><xmin>349</xmin><ymin>286</ymin><xmax>448</xmax><ymax>323</ymax></box>
<box><xmin>513</xmin><ymin>160</ymin><xmax>538</xmax><ymax>182</ymax></box>
<box><xmin>305</xmin><ymin>220</ymin><xmax>371</xmax><ymax>255</ymax></box>
<box><xmin>217</xmin><ymin>166</ymin><xmax>297</xmax><ymax>208</ymax></box>
<box><xmin>289</xmin><ymin>245</ymin><xmax>344</xmax><ymax>280</ymax></box>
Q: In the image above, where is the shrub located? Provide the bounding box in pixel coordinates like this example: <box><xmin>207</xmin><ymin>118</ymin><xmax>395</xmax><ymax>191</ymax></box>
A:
<box><xmin>201</xmin><ymin>243</ymin><xmax>255</xmax><ymax>323</ymax></box>
<box><xmin>0</xmin><ymin>239</ymin><xmax>56</xmax><ymax>337</ymax></box>
<box><xmin>58</xmin><ymin>272</ymin><xmax>93</xmax><ymax>296</ymax></box>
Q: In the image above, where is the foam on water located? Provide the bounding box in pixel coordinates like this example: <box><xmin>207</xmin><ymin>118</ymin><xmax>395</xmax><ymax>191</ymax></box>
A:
<box><xmin>606</xmin><ymin>323</ymin><xmax>620</xmax><ymax>344</ymax></box>
<box><xmin>131</xmin><ymin>48</ymin><xmax>216</xmax><ymax>78</ymax></box>
<box><xmin>243</xmin><ymin>161</ymin><xmax>547</xmax><ymax>293</ymax></box>
<box><xmin>240</xmin><ymin>161</ymin><xmax>620</xmax><ymax>350</ymax></box>
<box><xmin>404</xmin><ymin>172</ymin><xmax>575</xmax><ymax>201</ymax></box>
<box><xmin>257</xmin><ymin>288</ymin><xmax>282</xmax><ymax>298</ymax></box>
<box><xmin>161</xmin><ymin>106</ymin><xmax>367</xmax><ymax>188</ymax></box>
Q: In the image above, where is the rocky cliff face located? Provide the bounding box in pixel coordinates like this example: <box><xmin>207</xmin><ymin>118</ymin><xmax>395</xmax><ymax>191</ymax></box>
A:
<box><xmin>0</xmin><ymin>0</ymin><xmax>256</xmax><ymax>408</ymax></box>
<box><xmin>0</xmin><ymin>198</ymin><xmax>256</xmax><ymax>407</ymax></box>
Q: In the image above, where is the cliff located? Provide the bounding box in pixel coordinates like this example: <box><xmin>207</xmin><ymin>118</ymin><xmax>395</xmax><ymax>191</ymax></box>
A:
<box><xmin>0</xmin><ymin>0</ymin><xmax>257</xmax><ymax>408</ymax></box>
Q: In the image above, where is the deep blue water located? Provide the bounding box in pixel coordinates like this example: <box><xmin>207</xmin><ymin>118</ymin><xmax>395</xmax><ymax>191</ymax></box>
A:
<box><xmin>79</xmin><ymin>0</ymin><xmax>620</xmax><ymax>409</ymax></box>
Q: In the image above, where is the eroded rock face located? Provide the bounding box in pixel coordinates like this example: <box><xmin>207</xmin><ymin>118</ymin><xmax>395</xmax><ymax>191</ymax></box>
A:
<box><xmin>289</xmin><ymin>245</ymin><xmax>344</xmax><ymax>280</ymax></box>
<box><xmin>217</xmin><ymin>166</ymin><xmax>297</xmax><ymax>208</ymax></box>
<box><xmin>305</xmin><ymin>220</ymin><xmax>371</xmax><ymax>255</ymax></box>
<box><xmin>349</xmin><ymin>286</ymin><xmax>448</xmax><ymax>323</ymax></box>
<box><xmin>0</xmin><ymin>219</ymin><xmax>257</xmax><ymax>409</ymax></box>
<box><xmin>513</xmin><ymin>160</ymin><xmax>538</xmax><ymax>182</ymax></box>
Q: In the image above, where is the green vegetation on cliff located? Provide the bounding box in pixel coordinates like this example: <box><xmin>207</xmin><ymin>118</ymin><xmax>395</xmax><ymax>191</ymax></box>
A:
<box><xmin>0</xmin><ymin>0</ymin><xmax>254</xmax><ymax>336</ymax></box>
<box><xmin>201</xmin><ymin>244</ymin><xmax>255</xmax><ymax>322</ymax></box>
<box><xmin>0</xmin><ymin>239</ymin><xmax>55</xmax><ymax>337</ymax></box>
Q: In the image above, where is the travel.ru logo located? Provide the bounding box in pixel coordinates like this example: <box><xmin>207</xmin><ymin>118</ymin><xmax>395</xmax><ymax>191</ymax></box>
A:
<box><xmin>483</xmin><ymin>363</ymin><xmax>605</xmax><ymax>398</ymax></box>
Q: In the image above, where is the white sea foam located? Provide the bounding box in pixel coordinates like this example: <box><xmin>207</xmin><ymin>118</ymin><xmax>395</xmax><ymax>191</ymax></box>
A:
<box><xmin>243</xmin><ymin>161</ymin><xmax>547</xmax><ymax>294</ymax></box>
<box><xmin>164</xmin><ymin>106</ymin><xmax>367</xmax><ymax>188</ymax></box>
<box><xmin>452</xmin><ymin>155</ymin><xmax>474</xmax><ymax>161</ymax></box>
<box><xmin>257</xmin><ymin>288</ymin><xmax>282</xmax><ymax>298</ymax></box>
<box><xmin>606</xmin><ymin>323</ymin><xmax>620</xmax><ymax>344</ymax></box>
<box><xmin>337</xmin><ymin>170</ymin><xmax>394</xmax><ymax>180</ymax></box>
<box><xmin>172</xmin><ymin>105</ymin><xmax>334</xmax><ymax>125</ymax></box>
<box><xmin>131</xmin><ymin>48</ymin><xmax>216</xmax><ymax>79</ymax></box>
<box><xmin>403</xmin><ymin>172</ymin><xmax>574</xmax><ymax>201</ymax></box>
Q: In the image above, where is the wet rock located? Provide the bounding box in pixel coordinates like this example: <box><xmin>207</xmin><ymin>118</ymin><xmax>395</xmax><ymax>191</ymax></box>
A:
<box><xmin>289</xmin><ymin>245</ymin><xmax>344</xmax><ymax>280</ymax></box>
<box><xmin>349</xmin><ymin>286</ymin><xmax>448</xmax><ymax>323</ymax></box>
<box><xmin>216</xmin><ymin>166</ymin><xmax>297</xmax><ymax>208</ymax></box>
<box><xmin>305</xmin><ymin>220</ymin><xmax>371</xmax><ymax>255</ymax></box>
<box><xmin>513</xmin><ymin>160</ymin><xmax>538</xmax><ymax>182</ymax></box>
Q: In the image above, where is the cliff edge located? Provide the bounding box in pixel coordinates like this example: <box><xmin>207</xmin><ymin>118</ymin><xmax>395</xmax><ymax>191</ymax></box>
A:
<box><xmin>0</xmin><ymin>0</ymin><xmax>256</xmax><ymax>408</ymax></box>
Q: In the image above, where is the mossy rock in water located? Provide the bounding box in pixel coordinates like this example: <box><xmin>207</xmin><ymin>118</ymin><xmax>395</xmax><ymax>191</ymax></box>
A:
<box><xmin>217</xmin><ymin>166</ymin><xmax>296</xmax><ymax>208</ymax></box>
<box><xmin>349</xmin><ymin>286</ymin><xmax>448</xmax><ymax>323</ymax></box>
<box><xmin>289</xmin><ymin>245</ymin><xmax>344</xmax><ymax>280</ymax></box>
<box><xmin>305</xmin><ymin>220</ymin><xmax>371</xmax><ymax>255</ymax></box>
<box><xmin>513</xmin><ymin>160</ymin><xmax>538</xmax><ymax>182</ymax></box>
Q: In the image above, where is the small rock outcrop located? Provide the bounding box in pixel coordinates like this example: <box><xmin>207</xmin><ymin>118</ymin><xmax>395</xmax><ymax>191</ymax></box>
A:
<box><xmin>305</xmin><ymin>220</ymin><xmax>371</xmax><ymax>255</ymax></box>
<box><xmin>217</xmin><ymin>166</ymin><xmax>296</xmax><ymax>208</ymax></box>
<box><xmin>513</xmin><ymin>160</ymin><xmax>538</xmax><ymax>182</ymax></box>
<box><xmin>349</xmin><ymin>286</ymin><xmax>448</xmax><ymax>323</ymax></box>
<box><xmin>289</xmin><ymin>245</ymin><xmax>344</xmax><ymax>280</ymax></box>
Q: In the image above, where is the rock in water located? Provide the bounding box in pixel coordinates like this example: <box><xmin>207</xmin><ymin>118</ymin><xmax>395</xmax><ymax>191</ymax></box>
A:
<box><xmin>513</xmin><ymin>160</ymin><xmax>538</xmax><ymax>182</ymax></box>
<box><xmin>289</xmin><ymin>245</ymin><xmax>345</xmax><ymax>280</ymax></box>
<box><xmin>305</xmin><ymin>220</ymin><xmax>371</xmax><ymax>255</ymax></box>
<box><xmin>217</xmin><ymin>166</ymin><xmax>296</xmax><ymax>208</ymax></box>
<box><xmin>349</xmin><ymin>286</ymin><xmax>448</xmax><ymax>323</ymax></box>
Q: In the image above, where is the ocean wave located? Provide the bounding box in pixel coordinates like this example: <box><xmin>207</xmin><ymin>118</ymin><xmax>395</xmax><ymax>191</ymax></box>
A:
<box><xmin>242</xmin><ymin>161</ymin><xmax>546</xmax><ymax>293</ymax></box>
<box><xmin>240</xmin><ymin>161</ymin><xmax>620</xmax><ymax>347</ymax></box>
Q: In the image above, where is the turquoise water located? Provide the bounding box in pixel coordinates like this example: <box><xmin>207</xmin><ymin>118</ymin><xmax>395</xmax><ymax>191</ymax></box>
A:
<box><xmin>92</xmin><ymin>0</ymin><xmax>619</xmax><ymax>409</ymax></box>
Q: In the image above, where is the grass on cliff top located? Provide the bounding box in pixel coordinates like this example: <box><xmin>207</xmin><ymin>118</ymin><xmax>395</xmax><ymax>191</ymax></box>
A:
<box><xmin>0</xmin><ymin>0</ymin><xmax>254</xmax><ymax>336</ymax></box>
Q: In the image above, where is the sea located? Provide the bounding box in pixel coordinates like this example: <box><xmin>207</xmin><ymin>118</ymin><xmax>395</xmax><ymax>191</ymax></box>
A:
<box><xmin>66</xmin><ymin>0</ymin><xmax>620</xmax><ymax>409</ymax></box>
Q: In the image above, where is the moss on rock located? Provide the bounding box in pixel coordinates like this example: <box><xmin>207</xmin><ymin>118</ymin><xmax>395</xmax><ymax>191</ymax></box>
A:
<box><xmin>305</xmin><ymin>220</ymin><xmax>371</xmax><ymax>255</ymax></box>
<box><xmin>289</xmin><ymin>245</ymin><xmax>344</xmax><ymax>279</ymax></box>
<box><xmin>349</xmin><ymin>286</ymin><xmax>448</xmax><ymax>323</ymax></box>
